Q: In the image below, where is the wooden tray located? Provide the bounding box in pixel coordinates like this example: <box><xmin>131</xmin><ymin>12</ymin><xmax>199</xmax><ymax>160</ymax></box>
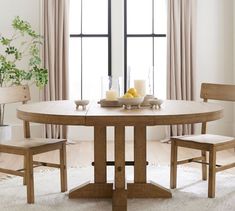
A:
<box><xmin>98</xmin><ymin>99</ymin><xmax>122</xmax><ymax>107</ymax></box>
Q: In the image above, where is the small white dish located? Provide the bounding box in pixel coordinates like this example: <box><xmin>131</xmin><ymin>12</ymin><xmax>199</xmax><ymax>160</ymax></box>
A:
<box><xmin>142</xmin><ymin>94</ymin><xmax>155</xmax><ymax>106</ymax></box>
<box><xmin>74</xmin><ymin>100</ymin><xmax>89</xmax><ymax>110</ymax></box>
<box><xmin>149</xmin><ymin>98</ymin><xmax>163</xmax><ymax>109</ymax></box>
<box><xmin>118</xmin><ymin>97</ymin><xmax>144</xmax><ymax>109</ymax></box>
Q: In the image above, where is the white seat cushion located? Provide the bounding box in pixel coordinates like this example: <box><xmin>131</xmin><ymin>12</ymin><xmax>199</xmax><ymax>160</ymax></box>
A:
<box><xmin>173</xmin><ymin>134</ymin><xmax>235</xmax><ymax>145</ymax></box>
<box><xmin>0</xmin><ymin>138</ymin><xmax>66</xmax><ymax>149</ymax></box>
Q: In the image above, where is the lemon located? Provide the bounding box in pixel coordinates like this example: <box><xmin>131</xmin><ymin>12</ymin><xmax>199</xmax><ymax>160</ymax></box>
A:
<box><xmin>127</xmin><ymin>88</ymin><xmax>137</xmax><ymax>96</ymax></box>
<box><xmin>123</xmin><ymin>93</ymin><xmax>134</xmax><ymax>98</ymax></box>
<box><xmin>133</xmin><ymin>93</ymin><xmax>140</xmax><ymax>98</ymax></box>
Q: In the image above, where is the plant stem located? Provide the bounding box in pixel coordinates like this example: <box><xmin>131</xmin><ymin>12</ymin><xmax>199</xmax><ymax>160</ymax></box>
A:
<box><xmin>0</xmin><ymin>104</ymin><xmax>3</xmax><ymax>125</ymax></box>
<box><xmin>2</xmin><ymin>104</ymin><xmax>5</xmax><ymax>125</ymax></box>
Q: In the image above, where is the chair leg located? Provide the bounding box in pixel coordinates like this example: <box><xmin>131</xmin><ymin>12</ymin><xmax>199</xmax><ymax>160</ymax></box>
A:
<box><xmin>170</xmin><ymin>140</ymin><xmax>178</xmax><ymax>189</ymax></box>
<box><xmin>201</xmin><ymin>150</ymin><xmax>207</xmax><ymax>180</ymax></box>
<box><xmin>23</xmin><ymin>156</ymin><xmax>27</xmax><ymax>185</ymax></box>
<box><xmin>26</xmin><ymin>151</ymin><xmax>34</xmax><ymax>203</ymax></box>
<box><xmin>60</xmin><ymin>143</ymin><xmax>67</xmax><ymax>192</ymax></box>
<box><xmin>208</xmin><ymin>148</ymin><xmax>216</xmax><ymax>198</ymax></box>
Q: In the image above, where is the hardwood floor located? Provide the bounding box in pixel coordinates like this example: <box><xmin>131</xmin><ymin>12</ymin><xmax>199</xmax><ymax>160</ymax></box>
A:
<box><xmin>0</xmin><ymin>140</ymin><xmax>235</xmax><ymax>179</ymax></box>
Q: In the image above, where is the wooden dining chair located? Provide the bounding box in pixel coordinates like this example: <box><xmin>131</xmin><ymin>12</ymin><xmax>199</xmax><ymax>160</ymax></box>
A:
<box><xmin>170</xmin><ymin>83</ymin><xmax>235</xmax><ymax>198</ymax></box>
<box><xmin>0</xmin><ymin>85</ymin><xmax>67</xmax><ymax>204</ymax></box>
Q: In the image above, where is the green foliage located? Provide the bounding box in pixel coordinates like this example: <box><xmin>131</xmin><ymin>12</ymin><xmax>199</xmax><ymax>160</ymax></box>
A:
<box><xmin>12</xmin><ymin>16</ymin><xmax>40</xmax><ymax>38</ymax></box>
<box><xmin>0</xmin><ymin>16</ymin><xmax>48</xmax><ymax>88</ymax></box>
<box><xmin>0</xmin><ymin>37</ymin><xmax>11</xmax><ymax>46</ymax></box>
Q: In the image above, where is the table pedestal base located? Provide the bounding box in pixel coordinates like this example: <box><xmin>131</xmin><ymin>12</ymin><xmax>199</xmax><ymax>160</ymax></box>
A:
<box><xmin>69</xmin><ymin>181</ymin><xmax>172</xmax><ymax>210</ymax></box>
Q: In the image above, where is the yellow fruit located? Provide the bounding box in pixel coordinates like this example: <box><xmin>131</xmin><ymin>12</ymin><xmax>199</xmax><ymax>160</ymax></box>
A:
<box><xmin>127</xmin><ymin>88</ymin><xmax>137</xmax><ymax>96</ymax></box>
<box><xmin>133</xmin><ymin>93</ymin><xmax>140</xmax><ymax>98</ymax></box>
<box><xmin>123</xmin><ymin>93</ymin><xmax>134</xmax><ymax>99</ymax></box>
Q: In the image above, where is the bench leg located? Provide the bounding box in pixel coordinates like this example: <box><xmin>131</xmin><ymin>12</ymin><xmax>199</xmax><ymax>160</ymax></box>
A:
<box><xmin>26</xmin><ymin>151</ymin><xmax>34</xmax><ymax>204</ymax></box>
<box><xmin>202</xmin><ymin>150</ymin><xmax>207</xmax><ymax>180</ymax></box>
<box><xmin>60</xmin><ymin>143</ymin><xmax>67</xmax><ymax>192</ymax></box>
<box><xmin>23</xmin><ymin>156</ymin><xmax>27</xmax><ymax>185</ymax></box>
<box><xmin>208</xmin><ymin>148</ymin><xmax>216</xmax><ymax>198</ymax></box>
<box><xmin>170</xmin><ymin>140</ymin><xmax>178</xmax><ymax>189</ymax></box>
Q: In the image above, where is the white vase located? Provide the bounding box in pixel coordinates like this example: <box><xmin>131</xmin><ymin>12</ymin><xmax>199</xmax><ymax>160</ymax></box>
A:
<box><xmin>0</xmin><ymin>125</ymin><xmax>12</xmax><ymax>143</ymax></box>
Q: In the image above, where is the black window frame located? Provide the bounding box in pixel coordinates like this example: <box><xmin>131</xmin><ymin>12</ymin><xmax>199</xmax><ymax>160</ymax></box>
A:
<box><xmin>70</xmin><ymin>0</ymin><xmax>112</xmax><ymax>99</ymax></box>
<box><xmin>124</xmin><ymin>0</ymin><xmax>167</xmax><ymax>92</ymax></box>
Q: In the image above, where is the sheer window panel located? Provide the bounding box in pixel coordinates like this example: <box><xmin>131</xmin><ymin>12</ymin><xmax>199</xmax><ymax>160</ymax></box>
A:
<box><xmin>127</xmin><ymin>0</ymin><xmax>152</xmax><ymax>34</ymax></box>
<box><xmin>69</xmin><ymin>38</ymin><xmax>82</xmax><ymax>100</ymax></box>
<box><xmin>82</xmin><ymin>38</ymin><xmax>108</xmax><ymax>100</ymax></box>
<box><xmin>127</xmin><ymin>37</ymin><xmax>153</xmax><ymax>87</ymax></box>
<box><xmin>154</xmin><ymin>0</ymin><xmax>167</xmax><ymax>34</ymax></box>
<box><xmin>70</xmin><ymin>0</ymin><xmax>81</xmax><ymax>34</ymax></box>
<box><xmin>82</xmin><ymin>0</ymin><xmax>108</xmax><ymax>34</ymax></box>
<box><xmin>154</xmin><ymin>37</ymin><xmax>167</xmax><ymax>99</ymax></box>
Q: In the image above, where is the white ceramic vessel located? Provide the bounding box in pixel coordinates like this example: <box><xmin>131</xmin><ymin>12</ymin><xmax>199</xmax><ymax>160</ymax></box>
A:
<box><xmin>149</xmin><ymin>98</ymin><xmax>164</xmax><ymax>109</ymax></box>
<box><xmin>142</xmin><ymin>94</ymin><xmax>155</xmax><ymax>106</ymax></box>
<box><xmin>118</xmin><ymin>97</ymin><xmax>144</xmax><ymax>109</ymax></box>
<box><xmin>74</xmin><ymin>100</ymin><xmax>90</xmax><ymax>110</ymax></box>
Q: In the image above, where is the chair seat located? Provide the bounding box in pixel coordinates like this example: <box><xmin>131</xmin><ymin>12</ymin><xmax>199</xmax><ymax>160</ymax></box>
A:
<box><xmin>0</xmin><ymin>138</ymin><xmax>66</xmax><ymax>149</ymax></box>
<box><xmin>173</xmin><ymin>134</ymin><xmax>235</xmax><ymax>145</ymax></box>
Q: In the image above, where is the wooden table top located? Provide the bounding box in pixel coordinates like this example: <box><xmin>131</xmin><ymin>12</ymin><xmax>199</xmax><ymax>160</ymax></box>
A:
<box><xmin>17</xmin><ymin>100</ymin><xmax>87</xmax><ymax>125</ymax></box>
<box><xmin>17</xmin><ymin>100</ymin><xmax>223</xmax><ymax>126</ymax></box>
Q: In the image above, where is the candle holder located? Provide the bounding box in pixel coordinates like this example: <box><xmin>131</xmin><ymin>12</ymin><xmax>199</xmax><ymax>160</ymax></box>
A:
<box><xmin>101</xmin><ymin>76</ymin><xmax>123</xmax><ymax>100</ymax></box>
<box><xmin>127</xmin><ymin>66</ymin><xmax>154</xmax><ymax>96</ymax></box>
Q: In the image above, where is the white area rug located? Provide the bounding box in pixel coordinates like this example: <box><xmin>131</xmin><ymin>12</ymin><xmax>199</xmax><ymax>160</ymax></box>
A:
<box><xmin>0</xmin><ymin>165</ymin><xmax>235</xmax><ymax>211</ymax></box>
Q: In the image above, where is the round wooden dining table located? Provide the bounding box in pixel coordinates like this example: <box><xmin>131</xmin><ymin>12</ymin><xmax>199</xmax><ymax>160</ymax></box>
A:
<box><xmin>17</xmin><ymin>100</ymin><xmax>223</xmax><ymax>211</ymax></box>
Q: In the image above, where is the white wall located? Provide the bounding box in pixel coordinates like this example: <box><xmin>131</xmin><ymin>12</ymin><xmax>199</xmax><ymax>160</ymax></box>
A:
<box><xmin>234</xmin><ymin>0</ymin><xmax>235</xmax><ymax>136</ymax></box>
<box><xmin>0</xmin><ymin>0</ymin><xmax>43</xmax><ymax>138</ymax></box>
<box><xmin>195</xmin><ymin>0</ymin><xmax>234</xmax><ymax>136</ymax></box>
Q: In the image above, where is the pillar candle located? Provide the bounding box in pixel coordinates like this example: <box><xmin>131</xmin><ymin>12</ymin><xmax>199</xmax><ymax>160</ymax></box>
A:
<box><xmin>134</xmin><ymin>80</ymin><xmax>146</xmax><ymax>97</ymax></box>
<box><xmin>106</xmin><ymin>89</ymin><xmax>118</xmax><ymax>101</ymax></box>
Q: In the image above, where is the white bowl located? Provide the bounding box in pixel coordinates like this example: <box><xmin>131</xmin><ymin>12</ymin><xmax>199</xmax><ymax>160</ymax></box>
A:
<box><xmin>118</xmin><ymin>97</ymin><xmax>144</xmax><ymax>108</ymax></box>
<box><xmin>74</xmin><ymin>100</ymin><xmax>89</xmax><ymax>110</ymax></box>
<box><xmin>142</xmin><ymin>94</ymin><xmax>155</xmax><ymax>106</ymax></box>
<box><xmin>148</xmin><ymin>98</ymin><xmax>164</xmax><ymax>108</ymax></box>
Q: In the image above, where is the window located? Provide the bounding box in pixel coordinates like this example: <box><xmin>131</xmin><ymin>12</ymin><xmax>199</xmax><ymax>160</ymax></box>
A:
<box><xmin>69</xmin><ymin>0</ymin><xmax>111</xmax><ymax>100</ymax></box>
<box><xmin>124</xmin><ymin>0</ymin><xmax>167</xmax><ymax>98</ymax></box>
<box><xmin>69</xmin><ymin>0</ymin><xmax>167</xmax><ymax>100</ymax></box>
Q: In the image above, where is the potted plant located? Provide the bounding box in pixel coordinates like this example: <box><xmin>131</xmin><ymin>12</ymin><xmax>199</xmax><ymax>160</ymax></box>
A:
<box><xmin>0</xmin><ymin>16</ymin><xmax>48</xmax><ymax>141</ymax></box>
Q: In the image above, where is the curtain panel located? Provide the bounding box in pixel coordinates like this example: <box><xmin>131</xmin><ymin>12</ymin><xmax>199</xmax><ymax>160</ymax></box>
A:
<box><xmin>43</xmin><ymin>0</ymin><xmax>70</xmax><ymax>139</ymax></box>
<box><xmin>166</xmin><ymin>0</ymin><xmax>197</xmax><ymax>136</ymax></box>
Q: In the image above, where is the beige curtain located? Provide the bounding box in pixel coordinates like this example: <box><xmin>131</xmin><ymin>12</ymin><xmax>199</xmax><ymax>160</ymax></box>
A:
<box><xmin>43</xmin><ymin>0</ymin><xmax>70</xmax><ymax>139</ymax></box>
<box><xmin>167</xmin><ymin>0</ymin><xmax>196</xmax><ymax>136</ymax></box>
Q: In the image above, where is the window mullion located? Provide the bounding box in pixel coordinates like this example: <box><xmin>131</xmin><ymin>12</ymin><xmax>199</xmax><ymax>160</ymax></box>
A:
<box><xmin>152</xmin><ymin>0</ymin><xmax>155</xmax><ymax>95</ymax></box>
<box><xmin>69</xmin><ymin>0</ymin><xmax>110</xmax><ymax>100</ymax></box>
<box><xmin>124</xmin><ymin>0</ymin><xmax>166</xmax><ymax>96</ymax></box>
<box><xmin>108</xmin><ymin>0</ymin><xmax>112</xmax><ymax>76</ymax></box>
<box><xmin>80</xmin><ymin>0</ymin><xmax>83</xmax><ymax>99</ymax></box>
<box><xmin>124</xmin><ymin>0</ymin><xmax>128</xmax><ymax>92</ymax></box>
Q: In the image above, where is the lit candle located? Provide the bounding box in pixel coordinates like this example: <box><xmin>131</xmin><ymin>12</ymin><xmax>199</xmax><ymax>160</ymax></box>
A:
<box><xmin>106</xmin><ymin>89</ymin><xmax>118</xmax><ymax>101</ymax></box>
<box><xmin>134</xmin><ymin>80</ymin><xmax>146</xmax><ymax>97</ymax></box>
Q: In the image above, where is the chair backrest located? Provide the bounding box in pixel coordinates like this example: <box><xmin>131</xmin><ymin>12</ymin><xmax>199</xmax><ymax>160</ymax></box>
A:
<box><xmin>200</xmin><ymin>83</ymin><xmax>235</xmax><ymax>134</ymax></box>
<box><xmin>0</xmin><ymin>85</ymin><xmax>31</xmax><ymax>104</ymax></box>
<box><xmin>200</xmin><ymin>83</ymin><xmax>235</xmax><ymax>102</ymax></box>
